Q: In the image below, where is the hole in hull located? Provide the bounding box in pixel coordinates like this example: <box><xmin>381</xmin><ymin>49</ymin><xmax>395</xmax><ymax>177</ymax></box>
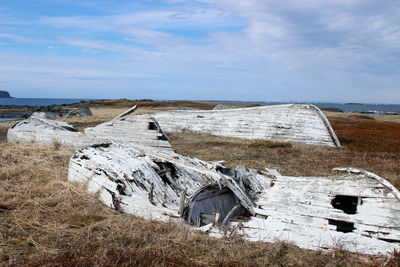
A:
<box><xmin>185</xmin><ymin>184</ymin><xmax>249</xmax><ymax>226</ymax></box>
<box><xmin>328</xmin><ymin>219</ymin><xmax>355</xmax><ymax>233</ymax></box>
<box><xmin>148</xmin><ymin>121</ymin><xmax>157</xmax><ymax>130</ymax></box>
<box><xmin>331</xmin><ymin>195</ymin><xmax>358</xmax><ymax>214</ymax></box>
<box><xmin>216</xmin><ymin>166</ymin><xmax>235</xmax><ymax>177</ymax></box>
<box><xmin>154</xmin><ymin>161</ymin><xmax>178</xmax><ymax>186</ymax></box>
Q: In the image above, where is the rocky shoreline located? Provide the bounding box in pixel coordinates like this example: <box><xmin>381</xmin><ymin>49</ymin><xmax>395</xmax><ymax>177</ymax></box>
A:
<box><xmin>0</xmin><ymin>102</ymin><xmax>92</xmax><ymax>119</ymax></box>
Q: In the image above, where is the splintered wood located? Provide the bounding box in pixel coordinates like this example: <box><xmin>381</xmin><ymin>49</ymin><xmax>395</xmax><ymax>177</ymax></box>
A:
<box><xmin>69</xmin><ymin>143</ymin><xmax>400</xmax><ymax>255</ymax></box>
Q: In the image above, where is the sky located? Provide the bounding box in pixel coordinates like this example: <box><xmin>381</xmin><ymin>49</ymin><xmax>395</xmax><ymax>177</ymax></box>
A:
<box><xmin>0</xmin><ymin>0</ymin><xmax>399</xmax><ymax>103</ymax></box>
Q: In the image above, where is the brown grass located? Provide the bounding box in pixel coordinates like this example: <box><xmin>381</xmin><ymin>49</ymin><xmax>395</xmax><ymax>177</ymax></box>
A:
<box><xmin>330</xmin><ymin>116</ymin><xmax>400</xmax><ymax>153</ymax></box>
<box><xmin>84</xmin><ymin>99</ymin><xmax>218</xmax><ymax>110</ymax></box>
<box><xmin>249</xmin><ymin>140</ymin><xmax>293</xmax><ymax>149</ymax></box>
<box><xmin>324</xmin><ymin>111</ymin><xmax>400</xmax><ymax>123</ymax></box>
<box><xmin>1</xmin><ymin>105</ymin><xmax>400</xmax><ymax>265</ymax></box>
<box><xmin>0</xmin><ymin>120</ymin><xmax>14</xmax><ymax>143</ymax></box>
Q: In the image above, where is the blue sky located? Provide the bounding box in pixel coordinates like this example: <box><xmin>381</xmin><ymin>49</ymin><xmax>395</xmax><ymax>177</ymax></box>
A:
<box><xmin>0</xmin><ymin>0</ymin><xmax>399</xmax><ymax>103</ymax></box>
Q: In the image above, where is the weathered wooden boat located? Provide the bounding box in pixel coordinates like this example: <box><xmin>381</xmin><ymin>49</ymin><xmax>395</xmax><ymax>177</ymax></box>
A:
<box><xmin>69</xmin><ymin>143</ymin><xmax>400</xmax><ymax>255</ymax></box>
<box><xmin>154</xmin><ymin>104</ymin><xmax>340</xmax><ymax>147</ymax></box>
<box><xmin>7</xmin><ymin>106</ymin><xmax>172</xmax><ymax>152</ymax></box>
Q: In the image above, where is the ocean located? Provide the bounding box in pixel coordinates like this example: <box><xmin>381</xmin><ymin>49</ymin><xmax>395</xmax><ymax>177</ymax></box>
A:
<box><xmin>0</xmin><ymin>118</ymin><xmax>17</xmax><ymax>122</ymax></box>
<box><xmin>1</xmin><ymin>98</ymin><xmax>400</xmax><ymax>120</ymax></box>
<box><xmin>204</xmin><ymin>100</ymin><xmax>400</xmax><ymax>115</ymax></box>
<box><xmin>0</xmin><ymin>98</ymin><xmax>84</xmax><ymax>106</ymax></box>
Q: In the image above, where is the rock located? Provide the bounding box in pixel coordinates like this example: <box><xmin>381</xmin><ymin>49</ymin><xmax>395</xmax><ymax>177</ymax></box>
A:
<box><xmin>0</xmin><ymin>90</ymin><xmax>11</xmax><ymax>98</ymax></box>
<box><xmin>66</xmin><ymin>107</ymin><xmax>93</xmax><ymax>117</ymax></box>
<box><xmin>31</xmin><ymin>112</ymin><xmax>62</xmax><ymax>119</ymax></box>
<box><xmin>31</xmin><ymin>112</ymin><xmax>48</xmax><ymax>119</ymax></box>
<box><xmin>213</xmin><ymin>104</ymin><xmax>239</xmax><ymax>110</ymax></box>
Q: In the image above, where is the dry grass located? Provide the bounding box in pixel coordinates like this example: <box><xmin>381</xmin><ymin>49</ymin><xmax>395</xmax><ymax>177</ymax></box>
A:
<box><xmin>1</xmin><ymin>105</ymin><xmax>400</xmax><ymax>265</ymax></box>
<box><xmin>248</xmin><ymin>140</ymin><xmax>293</xmax><ymax>149</ymax></box>
<box><xmin>329</xmin><ymin>116</ymin><xmax>400</xmax><ymax>153</ymax></box>
<box><xmin>83</xmin><ymin>99</ymin><xmax>217</xmax><ymax>110</ymax></box>
<box><xmin>0</xmin><ymin>121</ymin><xmax>14</xmax><ymax>143</ymax></box>
<box><xmin>324</xmin><ymin>111</ymin><xmax>400</xmax><ymax>123</ymax></box>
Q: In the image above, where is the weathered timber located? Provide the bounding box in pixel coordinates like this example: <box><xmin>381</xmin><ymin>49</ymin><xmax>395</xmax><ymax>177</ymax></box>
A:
<box><xmin>68</xmin><ymin>143</ymin><xmax>400</xmax><ymax>255</ymax></box>
<box><xmin>68</xmin><ymin>143</ymin><xmax>271</xmax><ymax>220</ymax></box>
<box><xmin>7</xmin><ymin>106</ymin><xmax>172</xmax><ymax>152</ymax></box>
<box><xmin>154</xmin><ymin>104</ymin><xmax>340</xmax><ymax>147</ymax></box>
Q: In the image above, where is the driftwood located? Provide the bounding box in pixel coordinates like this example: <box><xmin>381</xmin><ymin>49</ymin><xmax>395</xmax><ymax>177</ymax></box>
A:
<box><xmin>154</xmin><ymin>104</ymin><xmax>340</xmax><ymax>147</ymax></box>
<box><xmin>68</xmin><ymin>143</ymin><xmax>400</xmax><ymax>255</ymax></box>
<box><xmin>7</xmin><ymin>106</ymin><xmax>172</xmax><ymax>152</ymax></box>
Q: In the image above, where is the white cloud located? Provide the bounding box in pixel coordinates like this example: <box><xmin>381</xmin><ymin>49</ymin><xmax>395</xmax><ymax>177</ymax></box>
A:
<box><xmin>0</xmin><ymin>33</ymin><xmax>32</xmax><ymax>42</ymax></box>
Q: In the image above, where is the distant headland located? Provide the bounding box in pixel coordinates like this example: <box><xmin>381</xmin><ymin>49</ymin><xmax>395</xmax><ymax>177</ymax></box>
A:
<box><xmin>0</xmin><ymin>90</ymin><xmax>12</xmax><ymax>98</ymax></box>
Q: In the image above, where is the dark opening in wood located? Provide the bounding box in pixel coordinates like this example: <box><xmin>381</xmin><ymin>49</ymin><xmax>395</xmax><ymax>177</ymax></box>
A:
<box><xmin>148</xmin><ymin>121</ymin><xmax>157</xmax><ymax>130</ymax></box>
<box><xmin>331</xmin><ymin>195</ymin><xmax>358</xmax><ymax>214</ymax></box>
<box><xmin>154</xmin><ymin>161</ymin><xmax>178</xmax><ymax>186</ymax></box>
<box><xmin>216</xmin><ymin>166</ymin><xmax>235</xmax><ymax>177</ymax></box>
<box><xmin>157</xmin><ymin>135</ymin><xmax>168</xmax><ymax>141</ymax></box>
<box><xmin>328</xmin><ymin>219</ymin><xmax>355</xmax><ymax>233</ymax></box>
<box><xmin>184</xmin><ymin>184</ymin><xmax>249</xmax><ymax>226</ymax></box>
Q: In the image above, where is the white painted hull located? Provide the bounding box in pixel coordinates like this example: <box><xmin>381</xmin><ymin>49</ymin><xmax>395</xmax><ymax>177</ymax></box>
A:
<box><xmin>154</xmin><ymin>104</ymin><xmax>340</xmax><ymax>147</ymax></box>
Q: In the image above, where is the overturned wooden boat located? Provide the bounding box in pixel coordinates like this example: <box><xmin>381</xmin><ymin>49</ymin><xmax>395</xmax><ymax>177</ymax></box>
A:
<box><xmin>7</xmin><ymin>106</ymin><xmax>172</xmax><ymax>152</ymax></box>
<box><xmin>154</xmin><ymin>104</ymin><xmax>340</xmax><ymax>147</ymax></box>
<box><xmin>69</xmin><ymin>143</ymin><xmax>400</xmax><ymax>255</ymax></box>
<box><xmin>8</xmin><ymin>104</ymin><xmax>340</xmax><ymax>150</ymax></box>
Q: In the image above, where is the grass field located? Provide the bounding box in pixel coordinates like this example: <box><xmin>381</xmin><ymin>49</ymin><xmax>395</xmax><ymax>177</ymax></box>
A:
<box><xmin>1</xmin><ymin>102</ymin><xmax>400</xmax><ymax>266</ymax></box>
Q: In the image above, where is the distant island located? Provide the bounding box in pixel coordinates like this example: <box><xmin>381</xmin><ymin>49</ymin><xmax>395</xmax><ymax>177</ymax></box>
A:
<box><xmin>344</xmin><ymin>102</ymin><xmax>364</xmax><ymax>105</ymax></box>
<box><xmin>0</xmin><ymin>90</ymin><xmax>12</xmax><ymax>98</ymax></box>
